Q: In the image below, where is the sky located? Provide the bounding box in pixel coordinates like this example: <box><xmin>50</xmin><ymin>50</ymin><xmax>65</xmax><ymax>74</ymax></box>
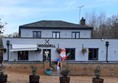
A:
<box><xmin>0</xmin><ymin>0</ymin><xmax>118</xmax><ymax>34</ymax></box>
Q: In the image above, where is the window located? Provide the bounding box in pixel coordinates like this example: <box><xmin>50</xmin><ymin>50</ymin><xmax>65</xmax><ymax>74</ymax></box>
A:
<box><xmin>72</xmin><ymin>32</ymin><xmax>80</xmax><ymax>38</ymax></box>
<box><xmin>52</xmin><ymin>32</ymin><xmax>60</xmax><ymax>38</ymax></box>
<box><xmin>88</xmin><ymin>48</ymin><xmax>98</xmax><ymax>60</ymax></box>
<box><xmin>33</xmin><ymin>31</ymin><xmax>41</xmax><ymax>38</ymax></box>
<box><xmin>18</xmin><ymin>51</ymin><xmax>28</xmax><ymax>60</ymax></box>
<box><xmin>66</xmin><ymin>48</ymin><xmax>75</xmax><ymax>60</ymax></box>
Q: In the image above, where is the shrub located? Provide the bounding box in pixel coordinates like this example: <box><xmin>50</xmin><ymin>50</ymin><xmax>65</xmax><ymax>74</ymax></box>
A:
<box><xmin>60</xmin><ymin>67</ymin><xmax>70</xmax><ymax>77</ymax></box>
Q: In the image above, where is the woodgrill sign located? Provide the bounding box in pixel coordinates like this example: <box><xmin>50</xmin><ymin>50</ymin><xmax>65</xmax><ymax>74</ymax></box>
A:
<box><xmin>37</xmin><ymin>39</ymin><xmax>55</xmax><ymax>48</ymax></box>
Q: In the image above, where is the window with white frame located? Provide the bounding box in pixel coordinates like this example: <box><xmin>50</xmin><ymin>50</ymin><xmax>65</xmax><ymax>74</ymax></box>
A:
<box><xmin>72</xmin><ymin>32</ymin><xmax>80</xmax><ymax>38</ymax></box>
<box><xmin>33</xmin><ymin>31</ymin><xmax>41</xmax><ymax>38</ymax></box>
<box><xmin>66</xmin><ymin>48</ymin><xmax>75</xmax><ymax>60</ymax></box>
<box><xmin>52</xmin><ymin>32</ymin><xmax>60</xmax><ymax>38</ymax></box>
<box><xmin>18</xmin><ymin>51</ymin><xmax>28</xmax><ymax>60</ymax></box>
<box><xmin>88</xmin><ymin>48</ymin><xmax>98</xmax><ymax>60</ymax></box>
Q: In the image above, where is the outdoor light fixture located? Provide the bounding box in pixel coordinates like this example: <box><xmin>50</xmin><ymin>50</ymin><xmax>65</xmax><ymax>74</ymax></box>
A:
<box><xmin>6</xmin><ymin>40</ymin><xmax>10</xmax><ymax>61</ymax></box>
<box><xmin>6</xmin><ymin>40</ymin><xmax>10</xmax><ymax>46</ymax></box>
<box><xmin>106</xmin><ymin>41</ymin><xmax>109</xmax><ymax>47</ymax></box>
<box><xmin>105</xmin><ymin>41</ymin><xmax>109</xmax><ymax>62</ymax></box>
<box><xmin>101</xmin><ymin>38</ymin><xmax>104</xmax><ymax>41</ymax></box>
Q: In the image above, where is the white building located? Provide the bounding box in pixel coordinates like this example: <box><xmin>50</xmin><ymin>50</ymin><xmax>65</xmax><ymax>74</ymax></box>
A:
<box><xmin>2</xmin><ymin>18</ymin><xmax>118</xmax><ymax>63</ymax></box>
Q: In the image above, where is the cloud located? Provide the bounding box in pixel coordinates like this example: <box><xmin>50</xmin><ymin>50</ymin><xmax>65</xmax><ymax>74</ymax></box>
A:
<box><xmin>66</xmin><ymin>0</ymin><xmax>77</xmax><ymax>9</ymax></box>
<box><xmin>0</xmin><ymin>0</ymin><xmax>118</xmax><ymax>34</ymax></box>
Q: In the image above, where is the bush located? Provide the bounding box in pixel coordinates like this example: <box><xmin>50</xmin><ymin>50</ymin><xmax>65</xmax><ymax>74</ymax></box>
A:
<box><xmin>60</xmin><ymin>67</ymin><xmax>70</xmax><ymax>77</ymax></box>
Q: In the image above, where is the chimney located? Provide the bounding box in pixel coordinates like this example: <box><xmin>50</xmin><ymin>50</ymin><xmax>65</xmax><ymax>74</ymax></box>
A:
<box><xmin>80</xmin><ymin>17</ymin><xmax>85</xmax><ymax>26</ymax></box>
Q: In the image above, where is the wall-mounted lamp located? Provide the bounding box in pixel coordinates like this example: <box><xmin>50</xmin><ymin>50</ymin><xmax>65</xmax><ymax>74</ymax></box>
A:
<box><xmin>105</xmin><ymin>41</ymin><xmax>109</xmax><ymax>62</ymax></box>
<box><xmin>101</xmin><ymin>38</ymin><xmax>104</xmax><ymax>41</ymax></box>
<box><xmin>106</xmin><ymin>41</ymin><xmax>109</xmax><ymax>47</ymax></box>
<box><xmin>6</xmin><ymin>40</ymin><xmax>10</xmax><ymax>61</ymax></box>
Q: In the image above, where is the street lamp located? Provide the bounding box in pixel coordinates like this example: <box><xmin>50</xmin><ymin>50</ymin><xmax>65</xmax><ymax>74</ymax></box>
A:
<box><xmin>79</xmin><ymin>5</ymin><xmax>84</xmax><ymax>21</ymax></box>
<box><xmin>105</xmin><ymin>41</ymin><xmax>109</xmax><ymax>62</ymax></box>
<box><xmin>6</xmin><ymin>40</ymin><xmax>10</xmax><ymax>61</ymax></box>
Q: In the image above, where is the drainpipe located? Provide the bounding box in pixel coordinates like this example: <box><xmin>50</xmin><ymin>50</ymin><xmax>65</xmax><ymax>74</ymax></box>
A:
<box><xmin>105</xmin><ymin>41</ymin><xmax>109</xmax><ymax>62</ymax></box>
<box><xmin>6</xmin><ymin>40</ymin><xmax>10</xmax><ymax>61</ymax></box>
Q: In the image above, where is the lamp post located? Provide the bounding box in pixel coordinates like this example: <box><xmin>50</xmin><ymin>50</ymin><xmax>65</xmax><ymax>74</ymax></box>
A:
<box><xmin>6</xmin><ymin>40</ymin><xmax>10</xmax><ymax>61</ymax></box>
<box><xmin>79</xmin><ymin>5</ymin><xmax>84</xmax><ymax>21</ymax></box>
<box><xmin>105</xmin><ymin>41</ymin><xmax>109</xmax><ymax>62</ymax></box>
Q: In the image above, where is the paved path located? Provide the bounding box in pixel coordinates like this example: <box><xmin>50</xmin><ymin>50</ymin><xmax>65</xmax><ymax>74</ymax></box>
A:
<box><xmin>6</xmin><ymin>71</ymin><xmax>118</xmax><ymax>83</ymax></box>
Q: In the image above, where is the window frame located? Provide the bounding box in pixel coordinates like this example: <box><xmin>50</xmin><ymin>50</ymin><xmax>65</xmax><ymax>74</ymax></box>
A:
<box><xmin>88</xmin><ymin>48</ymin><xmax>99</xmax><ymax>61</ymax></box>
<box><xmin>72</xmin><ymin>32</ymin><xmax>80</xmax><ymax>39</ymax></box>
<box><xmin>65</xmin><ymin>48</ymin><xmax>75</xmax><ymax>60</ymax></box>
<box><xmin>33</xmin><ymin>31</ymin><xmax>41</xmax><ymax>38</ymax></box>
<box><xmin>18</xmin><ymin>51</ymin><xmax>28</xmax><ymax>60</ymax></box>
<box><xmin>52</xmin><ymin>31</ymin><xmax>60</xmax><ymax>38</ymax></box>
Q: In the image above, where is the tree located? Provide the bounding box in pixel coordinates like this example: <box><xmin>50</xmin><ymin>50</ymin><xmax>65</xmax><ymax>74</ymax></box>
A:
<box><xmin>85</xmin><ymin>11</ymin><xmax>118</xmax><ymax>39</ymax></box>
<box><xmin>4</xmin><ymin>32</ymin><xmax>19</xmax><ymax>38</ymax></box>
<box><xmin>0</xmin><ymin>19</ymin><xmax>7</xmax><ymax>35</ymax></box>
<box><xmin>0</xmin><ymin>19</ymin><xmax>7</xmax><ymax>48</ymax></box>
<box><xmin>106</xmin><ymin>15</ymin><xmax>118</xmax><ymax>38</ymax></box>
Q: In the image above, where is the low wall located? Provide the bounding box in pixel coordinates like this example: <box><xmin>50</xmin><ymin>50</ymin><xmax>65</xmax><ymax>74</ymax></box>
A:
<box><xmin>67</xmin><ymin>63</ymin><xmax>118</xmax><ymax>77</ymax></box>
<box><xmin>3</xmin><ymin>62</ymin><xmax>118</xmax><ymax>77</ymax></box>
<box><xmin>3</xmin><ymin>62</ymin><xmax>45</xmax><ymax>75</ymax></box>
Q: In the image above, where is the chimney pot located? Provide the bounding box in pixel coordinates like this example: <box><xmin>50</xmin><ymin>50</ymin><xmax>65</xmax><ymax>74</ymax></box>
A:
<box><xmin>80</xmin><ymin>17</ymin><xmax>85</xmax><ymax>26</ymax></box>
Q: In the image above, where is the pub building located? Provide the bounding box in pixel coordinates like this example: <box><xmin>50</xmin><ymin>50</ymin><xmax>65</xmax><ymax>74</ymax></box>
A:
<box><xmin>2</xmin><ymin>17</ymin><xmax>118</xmax><ymax>64</ymax></box>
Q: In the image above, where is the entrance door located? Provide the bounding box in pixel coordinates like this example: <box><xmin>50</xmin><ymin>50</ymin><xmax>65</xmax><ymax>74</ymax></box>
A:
<box><xmin>43</xmin><ymin>49</ymin><xmax>51</xmax><ymax>65</ymax></box>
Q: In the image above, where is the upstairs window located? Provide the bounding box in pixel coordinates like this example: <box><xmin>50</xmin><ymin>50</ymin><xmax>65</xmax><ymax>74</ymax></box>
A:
<box><xmin>33</xmin><ymin>31</ymin><xmax>41</xmax><ymax>38</ymax></box>
<box><xmin>52</xmin><ymin>32</ymin><xmax>60</xmax><ymax>38</ymax></box>
<box><xmin>72</xmin><ymin>32</ymin><xmax>80</xmax><ymax>38</ymax></box>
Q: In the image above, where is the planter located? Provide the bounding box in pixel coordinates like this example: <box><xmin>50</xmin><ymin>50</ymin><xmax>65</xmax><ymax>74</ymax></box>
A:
<box><xmin>60</xmin><ymin>77</ymin><xmax>70</xmax><ymax>83</ymax></box>
<box><xmin>0</xmin><ymin>55</ymin><xmax>3</xmax><ymax>63</ymax></box>
<box><xmin>0</xmin><ymin>74</ymin><xmax>7</xmax><ymax>83</ymax></box>
<box><xmin>45</xmin><ymin>69</ymin><xmax>52</xmax><ymax>75</ymax></box>
<box><xmin>29</xmin><ymin>75</ymin><xmax>40</xmax><ymax>83</ymax></box>
<box><xmin>0</xmin><ymin>59</ymin><xmax>2</xmax><ymax>63</ymax></box>
<box><xmin>92</xmin><ymin>78</ymin><xmax>104</xmax><ymax>83</ymax></box>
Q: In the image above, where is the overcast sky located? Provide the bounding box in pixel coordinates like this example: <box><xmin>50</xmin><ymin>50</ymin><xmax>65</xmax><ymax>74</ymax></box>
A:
<box><xmin>0</xmin><ymin>0</ymin><xmax>118</xmax><ymax>34</ymax></box>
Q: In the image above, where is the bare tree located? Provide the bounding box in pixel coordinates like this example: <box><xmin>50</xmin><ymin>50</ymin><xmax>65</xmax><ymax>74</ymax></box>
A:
<box><xmin>0</xmin><ymin>19</ymin><xmax>7</xmax><ymax>48</ymax></box>
<box><xmin>106</xmin><ymin>15</ymin><xmax>118</xmax><ymax>38</ymax></box>
<box><xmin>0</xmin><ymin>19</ymin><xmax>7</xmax><ymax>35</ymax></box>
<box><xmin>4</xmin><ymin>32</ymin><xmax>19</xmax><ymax>38</ymax></box>
<box><xmin>85</xmin><ymin>11</ymin><xmax>118</xmax><ymax>39</ymax></box>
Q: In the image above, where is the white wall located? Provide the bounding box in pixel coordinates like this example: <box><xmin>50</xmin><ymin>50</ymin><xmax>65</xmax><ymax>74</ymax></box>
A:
<box><xmin>20</xmin><ymin>29</ymin><xmax>91</xmax><ymax>38</ymax></box>
<box><xmin>29</xmin><ymin>51</ymin><xmax>42</xmax><ymax>61</ymax></box>
<box><xmin>2</xmin><ymin>38</ymin><xmax>118</xmax><ymax>62</ymax></box>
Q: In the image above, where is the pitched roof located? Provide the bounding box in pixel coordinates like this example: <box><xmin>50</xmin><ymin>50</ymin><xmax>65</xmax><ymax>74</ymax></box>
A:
<box><xmin>19</xmin><ymin>20</ymin><xmax>93</xmax><ymax>29</ymax></box>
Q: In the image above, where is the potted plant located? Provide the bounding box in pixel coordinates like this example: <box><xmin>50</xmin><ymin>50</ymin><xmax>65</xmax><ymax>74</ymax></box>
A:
<box><xmin>0</xmin><ymin>65</ymin><xmax>7</xmax><ymax>83</ymax></box>
<box><xmin>60</xmin><ymin>67</ymin><xmax>70</xmax><ymax>83</ymax></box>
<box><xmin>0</xmin><ymin>48</ymin><xmax>7</xmax><ymax>53</ymax></box>
<box><xmin>81</xmin><ymin>47</ymin><xmax>87</xmax><ymax>55</ymax></box>
<box><xmin>29</xmin><ymin>66</ymin><xmax>40</xmax><ymax>83</ymax></box>
<box><xmin>45</xmin><ymin>68</ymin><xmax>52</xmax><ymax>75</ymax></box>
<box><xmin>0</xmin><ymin>54</ymin><xmax>3</xmax><ymax>64</ymax></box>
<box><xmin>92</xmin><ymin>66</ymin><xmax>104</xmax><ymax>83</ymax></box>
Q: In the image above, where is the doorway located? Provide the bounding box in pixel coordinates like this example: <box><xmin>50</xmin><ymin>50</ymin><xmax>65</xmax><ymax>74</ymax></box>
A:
<box><xmin>43</xmin><ymin>49</ymin><xmax>51</xmax><ymax>66</ymax></box>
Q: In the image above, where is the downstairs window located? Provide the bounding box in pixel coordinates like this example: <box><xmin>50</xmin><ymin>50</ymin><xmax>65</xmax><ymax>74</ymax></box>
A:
<box><xmin>18</xmin><ymin>51</ymin><xmax>28</xmax><ymax>60</ymax></box>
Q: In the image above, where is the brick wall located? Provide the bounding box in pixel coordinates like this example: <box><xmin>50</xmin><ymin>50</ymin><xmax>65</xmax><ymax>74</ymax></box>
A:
<box><xmin>3</xmin><ymin>62</ymin><xmax>118</xmax><ymax>77</ymax></box>
<box><xmin>4</xmin><ymin>63</ymin><xmax>45</xmax><ymax>75</ymax></box>
<box><xmin>67</xmin><ymin>63</ymin><xmax>118</xmax><ymax>77</ymax></box>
